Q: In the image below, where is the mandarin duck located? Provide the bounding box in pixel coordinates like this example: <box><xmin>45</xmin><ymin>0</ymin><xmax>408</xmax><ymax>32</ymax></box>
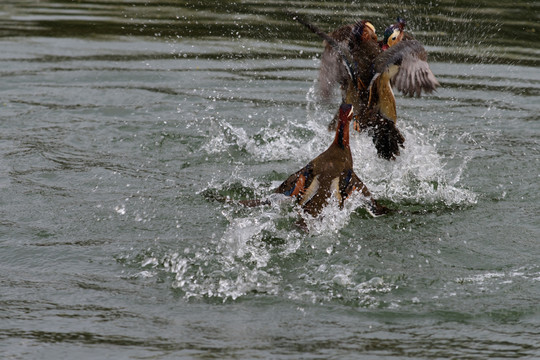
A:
<box><xmin>291</xmin><ymin>14</ymin><xmax>439</xmax><ymax>160</ymax></box>
<box><xmin>381</xmin><ymin>17</ymin><xmax>408</xmax><ymax>50</ymax></box>
<box><xmin>275</xmin><ymin>103</ymin><xmax>387</xmax><ymax>218</ymax></box>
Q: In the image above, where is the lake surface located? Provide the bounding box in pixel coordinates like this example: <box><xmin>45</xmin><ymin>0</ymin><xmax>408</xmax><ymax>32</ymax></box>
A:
<box><xmin>1</xmin><ymin>0</ymin><xmax>539</xmax><ymax>358</ymax></box>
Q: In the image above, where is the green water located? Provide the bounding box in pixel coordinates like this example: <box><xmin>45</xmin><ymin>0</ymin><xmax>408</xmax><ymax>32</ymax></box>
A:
<box><xmin>1</xmin><ymin>0</ymin><xmax>539</xmax><ymax>358</ymax></box>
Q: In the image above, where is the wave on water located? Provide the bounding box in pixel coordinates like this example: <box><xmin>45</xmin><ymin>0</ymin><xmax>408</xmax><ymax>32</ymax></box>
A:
<box><xmin>132</xmin><ymin>202</ymin><xmax>304</xmax><ymax>301</ymax></box>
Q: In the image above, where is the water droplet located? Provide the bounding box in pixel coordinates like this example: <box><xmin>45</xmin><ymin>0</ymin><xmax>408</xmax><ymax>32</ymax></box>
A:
<box><xmin>114</xmin><ymin>205</ymin><xmax>126</xmax><ymax>215</ymax></box>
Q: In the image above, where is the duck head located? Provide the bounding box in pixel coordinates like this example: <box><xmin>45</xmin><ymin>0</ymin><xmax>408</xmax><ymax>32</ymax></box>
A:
<box><xmin>334</xmin><ymin>103</ymin><xmax>354</xmax><ymax>149</ymax></box>
<box><xmin>352</xmin><ymin>20</ymin><xmax>377</xmax><ymax>44</ymax></box>
<box><xmin>382</xmin><ymin>17</ymin><xmax>406</xmax><ymax>50</ymax></box>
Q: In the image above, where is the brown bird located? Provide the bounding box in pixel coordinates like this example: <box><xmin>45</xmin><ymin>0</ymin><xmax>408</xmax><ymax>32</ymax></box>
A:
<box><xmin>318</xmin><ymin>20</ymin><xmax>379</xmax><ymax>105</ymax></box>
<box><xmin>368</xmin><ymin>37</ymin><xmax>440</xmax><ymax>121</ymax></box>
<box><xmin>291</xmin><ymin>14</ymin><xmax>439</xmax><ymax>160</ymax></box>
<box><xmin>275</xmin><ymin>103</ymin><xmax>387</xmax><ymax>218</ymax></box>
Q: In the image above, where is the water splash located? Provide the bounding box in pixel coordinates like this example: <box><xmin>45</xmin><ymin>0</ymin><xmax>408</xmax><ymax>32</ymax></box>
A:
<box><xmin>148</xmin><ymin>78</ymin><xmax>480</xmax><ymax>302</ymax></box>
<box><xmin>133</xmin><ymin>199</ymin><xmax>303</xmax><ymax>302</ymax></box>
<box><xmin>300</xmin><ymin>192</ymin><xmax>375</xmax><ymax>235</ymax></box>
<box><xmin>202</xmin><ymin>97</ymin><xmax>476</xmax><ymax>209</ymax></box>
<box><xmin>350</xmin><ymin>124</ymin><xmax>478</xmax><ymax>206</ymax></box>
<box><xmin>202</xmin><ymin>115</ymin><xmax>326</xmax><ymax>163</ymax></box>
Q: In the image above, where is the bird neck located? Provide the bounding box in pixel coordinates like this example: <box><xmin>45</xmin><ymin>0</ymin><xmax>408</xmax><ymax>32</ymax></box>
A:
<box><xmin>333</xmin><ymin>115</ymin><xmax>350</xmax><ymax>149</ymax></box>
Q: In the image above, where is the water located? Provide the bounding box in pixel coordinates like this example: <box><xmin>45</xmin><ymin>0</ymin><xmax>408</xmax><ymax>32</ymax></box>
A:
<box><xmin>1</xmin><ymin>0</ymin><xmax>539</xmax><ymax>358</ymax></box>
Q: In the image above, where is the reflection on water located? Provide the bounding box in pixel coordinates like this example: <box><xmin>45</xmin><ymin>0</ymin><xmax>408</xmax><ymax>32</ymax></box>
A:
<box><xmin>1</xmin><ymin>0</ymin><xmax>539</xmax><ymax>359</ymax></box>
<box><xmin>2</xmin><ymin>0</ymin><xmax>539</xmax><ymax>66</ymax></box>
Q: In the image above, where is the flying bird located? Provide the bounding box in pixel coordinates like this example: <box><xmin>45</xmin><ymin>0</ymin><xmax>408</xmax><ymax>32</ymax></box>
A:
<box><xmin>291</xmin><ymin>14</ymin><xmax>440</xmax><ymax>160</ymax></box>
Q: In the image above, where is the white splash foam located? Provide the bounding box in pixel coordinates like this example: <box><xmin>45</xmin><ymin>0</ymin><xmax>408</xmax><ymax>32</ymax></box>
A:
<box><xmin>202</xmin><ymin>116</ymin><xmax>325</xmax><ymax>163</ymax></box>
<box><xmin>180</xmin><ymin>84</ymin><xmax>481</xmax><ymax>301</ymax></box>
<box><xmin>203</xmin><ymin>96</ymin><xmax>476</xmax><ymax>210</ymax></box>
<box><xmin>301</xmin><ymin>192</ymin><xmax>374</xmax><ymax>235</ymax></box>
<box><xmin>218</xmin><ymin>215</ymin><xmax>274</xmax><ymax>268</ymax></box>
<box><xmin>163</xmin><ymin>203</ymin><xmax>299</xmax><ymax>301</ymax></box>
<box><xmin>349</xmin><ymin>124</ymin><xmax>477</xmax><ymax>206</ymax></box>
<box><xmin>114</xmin><ymin>205</ymin><xmax>126</xmax><ymax>215</ymax></box>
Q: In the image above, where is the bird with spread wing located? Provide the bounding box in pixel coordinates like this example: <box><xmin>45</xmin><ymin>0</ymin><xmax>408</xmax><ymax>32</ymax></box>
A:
<box><xmin>291</xmin><ymin>14</ymin><xmax>440</xmax><ymax>160</ymax></box>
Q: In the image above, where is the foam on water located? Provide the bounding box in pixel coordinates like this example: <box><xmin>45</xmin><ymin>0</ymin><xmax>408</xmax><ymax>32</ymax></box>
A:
<box><xmin>349</xmin><ymin>123</ymin><xmax>478</xmax><ymax>206</ymax></box>
<box><xmin>202</xmin><ymin>115</ymin><xmax>326</xmax><ymax>163</ymax></box>
<box><xmin>133</xmin><ymin>198</ymin><xmax>304</xmax><ymax>301</ymax></box>
<box><xmin>159</xmin><ymin>238</ymin><xmax>281</xmax><ymax>301</ymax></box>
<box><xmin>202</xmin><ymin>92</ymin><xmax>477</xmax><ymax>208</ymax></box>
<box><xmin>300</xmin><ymin>191</ymin><xmax>375</xmax><ymax>235</ymax></box>
<box><xmin>166</xmin><ymin>88</ymin><xmax>482</xmax><ymax>301</ymax></box>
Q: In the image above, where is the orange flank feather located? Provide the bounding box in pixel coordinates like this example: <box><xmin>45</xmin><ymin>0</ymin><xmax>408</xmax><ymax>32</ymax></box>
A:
<box><xmin>290</xmin><ymin>174</ymin><xmax>306</xmax><ymax>197</ymax></box>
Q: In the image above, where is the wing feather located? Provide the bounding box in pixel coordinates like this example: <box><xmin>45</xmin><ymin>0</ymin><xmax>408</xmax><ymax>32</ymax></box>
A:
<box><xmin>275</xmin><ymin>163</ymin><xmax>314</xmax><ymax>198</ymax></box>
<box><xmin>299</xmin><ymin>175</ymin><xmax>320</xmax><ymax>206</ymax></box>
<box><xmin>373</xmin><ymin>40</ymin><xmax>439</xmax><ymax>97</ymax></box>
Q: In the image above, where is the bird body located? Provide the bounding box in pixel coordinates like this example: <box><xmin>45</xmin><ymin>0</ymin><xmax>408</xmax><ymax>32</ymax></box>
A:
<box><xmin>292</xmin><ymin>14</ymin><xmax>439</xmax><ymax>160</ymax></box>
<box><xmin>319</xmin><ymin>21</ymin><xmax>379</xmax><ymax>102</ymax></box>
<box><xmin>275</xmin><ymin>104</ymin><xmax>385</xmax><ymax>218</ymax></box>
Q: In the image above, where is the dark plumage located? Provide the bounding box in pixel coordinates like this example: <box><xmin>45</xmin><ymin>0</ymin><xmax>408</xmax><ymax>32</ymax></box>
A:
<box><xmin>318</xmin><ymin>20</ymin><xmax>379</xmax><ymax>103</ymax></box>
<box><xmin>291</xmin><ymin>14</ymin><xmax>439</xmax><ymax>160</ymax></box>
<box><xmin>275</xmin><ymin>104</ymin><xmax>387</xmax><ymax>218</ymax></box>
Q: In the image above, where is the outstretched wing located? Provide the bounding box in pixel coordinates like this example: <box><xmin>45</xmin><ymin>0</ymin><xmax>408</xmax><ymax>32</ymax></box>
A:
<box><xmin>367</xmin><ymin>39</ymin><xmax>439</xmax><ymax>125</ymax></box>
<box><xmin>275</xmin><ymin>162</ymin><xmax>315</xmax><ymax>199</ymax></box>
<box><xmin>288</xmin><ymin>12</ymin><xmax>359</xmax><ymax>99</ymax></box>
<box><xmin>319</xmin><ymin>32</ymin><xmax>352</xmax><ymax>101</ymax></box>
<box><xmin>372</xmin><ymin>39</ymin><xmax>439</xmax><ymax>97</ymax></box>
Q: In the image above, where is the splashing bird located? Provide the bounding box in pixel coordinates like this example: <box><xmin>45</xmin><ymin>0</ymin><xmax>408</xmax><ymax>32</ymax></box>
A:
<box><xmin>275</xmin><ymin>103</ymin><xmax>387</xmax><ymax>218</ymax></box>
<box><xmin>290</xmin><ymin>13</ymin><xmax>440</xmax><ymax>160</ymax></box>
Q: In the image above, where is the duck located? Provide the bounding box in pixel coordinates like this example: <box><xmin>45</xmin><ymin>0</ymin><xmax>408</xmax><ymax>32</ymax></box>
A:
<box><xmin>318</xmin><ymin>19</ymin><xmax>379</xmax><ymax>105</ymax></box>
<box><xmin>381</xmin><ymin>17</ymin><xmax>408</xmax><ymax>50</ymax></box>
<box><xmin>274</xmin><ymin>103</ymin><xmax>387</xmax><ymax>218</ymax></box>
<box><xmin>290</xmin><ymin>14</ymin><xmax>439</xmax><ymax>160</ymax></box>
